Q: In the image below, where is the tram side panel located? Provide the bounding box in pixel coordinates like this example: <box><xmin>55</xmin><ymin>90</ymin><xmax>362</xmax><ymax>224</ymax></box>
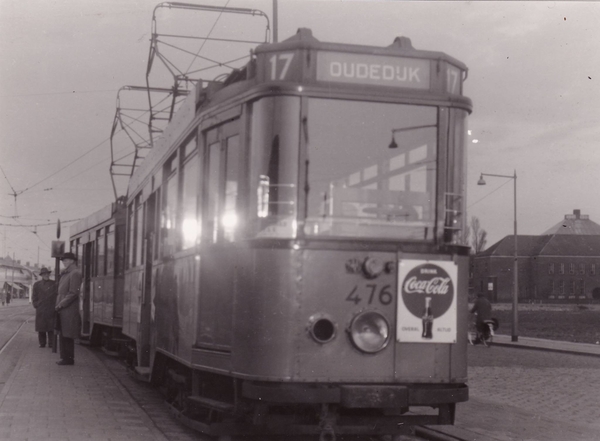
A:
<box><xmin>122</xmin><ymin>268</ymin><xmax>140</xmax><ymax>340</ymax></box>
<box><xmin>232</xmin><ymin>247</ymin><xmax>298</xmax><ymax>378</ymax></box>
<box><xmin>153</xmin><ymin>255</ymin><xmax>197</xmax><ymax>362</ymax></box>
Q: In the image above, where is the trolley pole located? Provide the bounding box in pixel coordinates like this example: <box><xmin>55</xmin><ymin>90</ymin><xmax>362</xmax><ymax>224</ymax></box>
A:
<box><xmin>272</xmin><ymin>0</ymin><xmax>278</xmax><ymax>43</ymax></box>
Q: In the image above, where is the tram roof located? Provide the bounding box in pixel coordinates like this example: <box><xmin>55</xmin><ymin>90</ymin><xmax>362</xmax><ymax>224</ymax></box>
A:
<box><xmin>126</xmin><ymin>28</ymin><xmax>470</xmax><ymax>201</ymax></box>
<box><xmin>254</xmin><ymin>28</ymin><xmax>468</xmax><ymax>70</ymax></box>
<box><xmin>70</xmin><ymin>198</ymin><xmax>125</xmax><ymax>238</ymax></box>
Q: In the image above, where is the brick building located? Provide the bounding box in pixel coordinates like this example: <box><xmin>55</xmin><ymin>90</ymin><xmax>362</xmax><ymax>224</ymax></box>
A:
<box><xmin>471</xmin><ymin>210</ymin><xmax>600</xmax><ymax>303</ymax></box>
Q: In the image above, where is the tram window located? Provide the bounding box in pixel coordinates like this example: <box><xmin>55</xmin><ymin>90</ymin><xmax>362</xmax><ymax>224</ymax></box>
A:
<box><xmin>181</xmin><ymin>147</ymin><xmax>200</xmax><ymax>250</ymax></box>
<box><xmin>77</xmin><ymin>242</ymin><xmax>83</xmax><ymax>271</ymax></box>
<box><xmin>223</xmin><ymin>135</ymin><xmax>240</xmax><ymax>242</ymax></box>
<box><xmin>106</xmin><ymin>225</ymin><xmax>115</xmax><ymax>275</ymax></box>
<box><xmin>206</xmin><ymin>140</ymin><xmax>221</xmax><ymax>243</ymax></box>
<box><xmin>96</xmin><ymin>229</ymin><xmax>105</xmax><ymax>276</ymax></box>
<box><xmin>305</xmin><ymin>99</ymin><xmax>437</xmax><ymax>240</ymax></box>
<box><xmin>161</xmin><ymin>153</ymin><xmax>178</xmax><ymax>256</ymax></box>
<box><xmin>127</xmin><ymin>203</ymin><xmax>134</xmax><ymax>269</ymax></box>
<box><xmin>116</xmin><ymin>224</ymin><xmax>125</xmax><ymax>276</ymax></box>
<box><xmin>135</xmin><ymin>196</ymin><xmax>144</xmax><ymax>265</ymax></box>
<box><xmin>445</xmin><ymin>109</ymin><xmax>468</xmax><ymax>244</ymax></box>
<box><xmin>250</xmin><ymin>97</ymin><xmax>300</xmax><ymax>238</ymax></box>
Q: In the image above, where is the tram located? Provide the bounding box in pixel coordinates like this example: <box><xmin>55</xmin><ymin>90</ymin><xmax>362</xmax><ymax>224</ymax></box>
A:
<box><xmin>71</xmin><ymin>28</ymin><xmax>472</xmax><ymax>439</ymax></box>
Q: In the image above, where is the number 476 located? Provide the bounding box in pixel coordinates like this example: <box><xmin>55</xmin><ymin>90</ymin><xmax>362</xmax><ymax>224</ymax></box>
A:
<box><xmin>346</xmin><ymin>284</ymin><xmax>393</xmax><ymax>306</ymax></box>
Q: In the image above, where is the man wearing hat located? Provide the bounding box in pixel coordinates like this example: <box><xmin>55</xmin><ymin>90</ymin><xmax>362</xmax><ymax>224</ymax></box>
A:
<box><xmin>32</xmin><ymin>267</ymin><xmax>58</xmax><ymax>348</ymax></box>
<box><xmin>55</xmin><ymin>252</ymin><xmax>82</xmax><ymax>365</ymax></box>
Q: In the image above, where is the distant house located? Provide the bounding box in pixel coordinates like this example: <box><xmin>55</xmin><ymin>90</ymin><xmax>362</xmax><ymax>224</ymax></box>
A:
<box><xmin>471</xmin><ymin>210</ymin><xmax>600</xmax><ymax>303</ymax></box>
<box><xmin>0</xmin><ymin>255</ymin><xmax>35</xmax><ymax>300</ymax></box>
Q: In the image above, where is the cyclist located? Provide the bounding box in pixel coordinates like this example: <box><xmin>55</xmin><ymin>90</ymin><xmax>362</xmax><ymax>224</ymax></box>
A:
<box><xmin>470</xmin><ymin>292</ymin><xmax>492</xmax><ymax>342</ymax></box>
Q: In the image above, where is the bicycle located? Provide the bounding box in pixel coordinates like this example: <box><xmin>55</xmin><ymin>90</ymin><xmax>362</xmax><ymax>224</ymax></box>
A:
<box><xmin>468</xmin><ymin>317</ymin><xmax>498</xmax><ymax>347</ymax></box>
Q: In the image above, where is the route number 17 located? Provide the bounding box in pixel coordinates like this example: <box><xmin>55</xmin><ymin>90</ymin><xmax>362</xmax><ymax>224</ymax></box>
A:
<box><xmin>269</xmin><ymin>53</ymin><xmax>294</xmax><ymax>80</ymax></box>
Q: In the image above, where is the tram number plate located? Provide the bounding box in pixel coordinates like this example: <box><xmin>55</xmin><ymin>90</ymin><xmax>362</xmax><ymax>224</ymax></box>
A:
<box><xmin>346</xmin><ymin>284</ymin><xmax>393</xmax><ymax>306</ymax></box>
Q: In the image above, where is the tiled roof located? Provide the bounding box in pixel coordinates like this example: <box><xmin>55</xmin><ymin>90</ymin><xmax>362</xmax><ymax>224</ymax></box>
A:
<box><xmin>476</xmin><ymin>235</ymin><xmax>552</xmax><ymax>258</ymax></box>
<box><xmin>475</xmin><ymin>210</ymin><xmax>600</xmax><ymax>258</ymax></box>
<box><xmin>541</xmin><ymin>210</ymin><xmax>600</xmax><ymax>235</ymax></box>
<box><xmin>538</xmin><ymin>235</ymin><xmax>600</xmax><ymax>256</ymax></box>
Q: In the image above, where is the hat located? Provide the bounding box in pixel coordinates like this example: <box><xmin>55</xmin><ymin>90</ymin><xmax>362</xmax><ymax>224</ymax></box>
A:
<box><xmin>39</xmin><ymin>267</ymin><xmax>51</xmax><ymax>275</ymax></box>
<box><xmin>60</xmin><ymin>252</ymin><xmax>77</xmax><ymax>261</ymax></box>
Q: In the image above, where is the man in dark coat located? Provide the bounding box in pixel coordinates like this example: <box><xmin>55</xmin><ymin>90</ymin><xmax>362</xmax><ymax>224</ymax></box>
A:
<box><xmin>470</xmin><ymin>292</ymin><xmax>493</xmax><ymax>336</ymax></box>
<box><xmin>55</xmin><ymin>252</ymin><xmax>82</xmax><ymax>365</ymax></box>
<box><xmin>32</xmin><ymin>267</ymin><xmax>58</xmax><ymax>348</ymax></box>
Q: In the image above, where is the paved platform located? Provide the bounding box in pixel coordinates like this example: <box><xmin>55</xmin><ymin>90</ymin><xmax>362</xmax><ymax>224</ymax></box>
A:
<box><xmin>0</xmin><ymin>320</ymin><xmax>168</xmax><ymax>441</ymax></box>
<box><xmin>492</xmin><ymin>333</ymin><xmax>600</xmax><ymax>356</ymax></box>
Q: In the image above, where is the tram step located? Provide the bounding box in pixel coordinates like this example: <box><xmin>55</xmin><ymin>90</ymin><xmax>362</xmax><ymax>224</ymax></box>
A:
<box><xmin>187</xmin><ymin>395</ymin><xmax>234</xmax><ymax>413</ymax></box>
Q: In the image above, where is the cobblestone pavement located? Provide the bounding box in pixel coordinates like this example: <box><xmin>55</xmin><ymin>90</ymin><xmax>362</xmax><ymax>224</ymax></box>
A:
<box><xmin>0</xmin><ymin>319</ymin><xmax>170</xmax><ymax>441</ymax></box>
<box><xmin>455</xmin><ymin>345</ymin><xmax>600</xmax><ymax>440</ymax></box>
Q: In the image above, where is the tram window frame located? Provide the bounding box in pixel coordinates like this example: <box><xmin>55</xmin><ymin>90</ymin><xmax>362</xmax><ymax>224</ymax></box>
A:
<box><xmin>161</xmin><ymin>152</ymin><xmax>179</xmax><ymax>257</ymax></box>
<box><xmin>106</xmin><ymin>225</ymin><xmax>115</xmax><ymax>276</ymax></box>
<box><xmin>127</xmin><ymin>202</ymin><xmax>135</xmax><ymax>269</ymax></box>
<box><xmin>96</xmin><ymin>228</ymin><xmax>105</xmax><ymax>276</ymax></box>
<box><xmin>127</xmin><ymin>194</ymin><xmax>144</xmax><ymax>268</ymax></box>
<box><xmin>116</xmin><ymin>223</ymin><xmax>125</xmax><ymax>276</ymax></box>
<box><xmin>303</xmin><ymin>98</ymin><xmax>440</xmax><ymax>241</ymax></box>
<box><xmin>179</xmin><ymin>136</ymin><xmax>200</xmax><ymax>250</ymax></box>
<box><xmin>248</xmin><ymin>96</ymin><xmax>300</xmax><ymax>239</ymax></box>
<box><xmin>135</xmin><ymin>195</ymin><xmax>144</xmax><ymax>266</ymax></box>
<box><xmin>202</xmin><ymin>120</ymin><xmax>241</xmax><ymax>244</ymax></box>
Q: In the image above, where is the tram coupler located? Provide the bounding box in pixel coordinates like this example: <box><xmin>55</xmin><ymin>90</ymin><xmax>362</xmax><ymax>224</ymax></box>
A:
<box><xmin>319</xmin><ymin>404</ymin><xmax>336</xmax><ymax>441</ymax></box>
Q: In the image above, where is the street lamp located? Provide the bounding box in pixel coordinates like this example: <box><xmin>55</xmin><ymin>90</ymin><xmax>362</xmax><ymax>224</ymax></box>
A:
<box><xmin>477</xmin><ymin>171</ymin><xmax>519</xmax><ymax>342</ymax></box>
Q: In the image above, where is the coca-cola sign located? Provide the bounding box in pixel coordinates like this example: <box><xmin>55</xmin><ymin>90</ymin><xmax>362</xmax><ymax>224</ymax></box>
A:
<box><xmin>401</xmin><ymin>263</ymin><xmax>454</xmax><ymax>319</ymax></box>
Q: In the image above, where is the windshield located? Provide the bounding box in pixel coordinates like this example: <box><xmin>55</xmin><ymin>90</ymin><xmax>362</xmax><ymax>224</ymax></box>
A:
<box><xmin>305</xmin><ymin>99</ymin><xmax>437</xmax><ymax>240</ymax></box>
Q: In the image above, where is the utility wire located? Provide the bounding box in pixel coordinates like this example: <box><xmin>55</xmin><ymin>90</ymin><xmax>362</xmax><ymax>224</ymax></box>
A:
<box><xmin>18</xmin><ymin>137</ymin><xmax>110</xmax><ymax>195</ymax></box>
<box><xmin>468</xmin><ymin>179</ymin><xmax>512</xmax><ymax>209</ymax></box>
<box><xmin>184</xmin><ymin>0</ymin><xmax>231</xmax><ymax>74</ymax></box>
<box><xmin>1</xmin><ymin>89</ymin><xmax>118</xmax><ymax>98</ymax></box>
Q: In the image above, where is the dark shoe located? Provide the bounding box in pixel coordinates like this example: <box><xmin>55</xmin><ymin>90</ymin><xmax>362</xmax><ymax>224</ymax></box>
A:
<box><xmin>39</xmin><ymin>345</ymin><xmax>45</xmax><ymax>348</ymax></box>
<box><xmin>56</xmin><ymin>359</ymin><xmax>74</xmax><ymax>365</ymax></box>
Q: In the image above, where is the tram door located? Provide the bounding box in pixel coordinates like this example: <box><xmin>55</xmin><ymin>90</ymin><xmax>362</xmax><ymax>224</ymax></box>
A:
<box><xmin>138</xmin><ymin>193</ymin><xmax>156</xmax><ymax>368</ymax></box>
<box><xmin>81</xmin><ymin>241</ymin><xmax>93</xmax><ymax>336</ymax></box>
<box><xmin>197</xmin><ymin>121</ymin><xmax>240</xmax><ymax>350</ymax></box>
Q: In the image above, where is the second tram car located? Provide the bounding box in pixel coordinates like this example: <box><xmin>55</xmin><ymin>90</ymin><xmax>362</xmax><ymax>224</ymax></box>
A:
<box><xmin>71</xmin><ymin>28</ymin><xmax>472</xmax><ymax>439</ymax></box>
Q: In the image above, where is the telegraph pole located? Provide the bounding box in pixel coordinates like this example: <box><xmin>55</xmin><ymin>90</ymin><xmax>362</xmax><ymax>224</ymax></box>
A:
<box><xmin>51</xmin><ymin>219</ymin><xmax>64</xmax><ymax>353</ymax></box>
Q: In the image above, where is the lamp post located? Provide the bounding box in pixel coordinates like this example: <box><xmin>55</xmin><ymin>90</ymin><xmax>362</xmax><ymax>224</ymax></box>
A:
<box><xmin>477</xmin><ymin>170</ymin><xmax>519</xmax><ymax>342</ymax></box>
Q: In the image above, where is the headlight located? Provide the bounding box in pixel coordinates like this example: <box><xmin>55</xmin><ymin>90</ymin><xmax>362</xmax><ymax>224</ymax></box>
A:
<box><xmin>308</xmin><ymin>314</ymin><xmax>336</xmax><ymax>344</ymax></box>
<box><xmin>349</xmin><ymin>311</ymin><xmax>390</xmax><ymax>353</ymax></box>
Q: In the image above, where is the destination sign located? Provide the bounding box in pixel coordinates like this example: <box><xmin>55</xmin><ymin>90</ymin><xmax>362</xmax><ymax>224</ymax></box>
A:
<box><xmin>317</xmin><ymin>51</ymin><xmax>430</xmax><ymax>89</ymax></box>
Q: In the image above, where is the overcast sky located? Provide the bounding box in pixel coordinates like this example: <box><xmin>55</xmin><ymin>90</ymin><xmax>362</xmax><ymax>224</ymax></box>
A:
<box><xmin>1</xmin><ymin>0</ymin><xmax>599</xmax><ymax>268</ymax></box>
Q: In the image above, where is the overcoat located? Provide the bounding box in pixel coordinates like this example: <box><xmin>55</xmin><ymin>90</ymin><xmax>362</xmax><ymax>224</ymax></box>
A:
<box><xmin>32</xmin><ymin>279</ymin><xmax>57</xmax><ymax>332</ymax></box>
<box><xmin>56</xmin><ymin>263</ymin><xmax>82</xmax><ymax>339</ymax></box>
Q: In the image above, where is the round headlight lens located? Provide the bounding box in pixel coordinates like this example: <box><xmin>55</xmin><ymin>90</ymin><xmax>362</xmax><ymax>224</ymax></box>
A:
<box><xmin>349</xmin><ymin>311</ymin><xmax>390</xmax><ymax>353</ymax></box>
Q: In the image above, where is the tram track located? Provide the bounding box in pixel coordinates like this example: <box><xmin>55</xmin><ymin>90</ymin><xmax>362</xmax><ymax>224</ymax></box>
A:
<box><xmin>0</xmin><ymin>304</ymin><xmax>33</xmax><ymax>354</ymax></box>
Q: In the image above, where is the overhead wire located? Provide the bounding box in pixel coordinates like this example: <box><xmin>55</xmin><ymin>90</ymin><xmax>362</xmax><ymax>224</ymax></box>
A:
<box><xmin>184</xmin><ymin>0</ymin><xmax>232</xmax><ymax>75</ymax></box>
<box><xmin>467</xmin><ymin>179</ymin><xmax>512</xmax><ymax>209</ymax></box>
